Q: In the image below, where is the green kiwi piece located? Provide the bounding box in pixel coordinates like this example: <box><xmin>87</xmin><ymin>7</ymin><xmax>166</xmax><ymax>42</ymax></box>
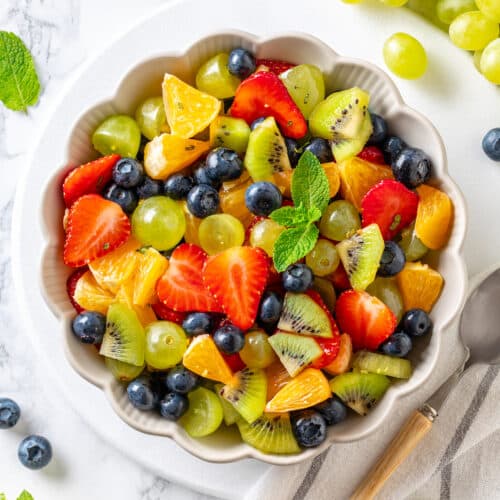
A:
<box><xmin>209</xmin><ymin>116</ymin><xmax>250</xmax><ymax>154</ymax></box>
<box><xmin>336</xmin><ymin>224</ymin><xmax>384</xmax><ymax>291</ymax></box>
<box><xmin>309</xmin><ymin>87</ymin><xmax>370</xmax><ymax>141</ymax></box>
<box><xmin>237</xmin><ymin>413</ymin><xmax>301</xmax><ymax>454</ymax></box>
<box><xmin>268</xmin><ymin>332</ymin><xmax>323</xmax><ymax>377</ymax></box>
<box><xmin>278</xmin><ymin>293</ymin><xmax>333</xmax><ymax>338</ymax></box>
<box><xmin>99</xmin><ymin>303</ymin><xmax>145</xmax><ymax>366</ymax></box>
<box><xmin>366</xmin><ymin>277</ymin><xmax>404</xmax><ymax>322</ymax></box>
<box><xmin>219</xmin><ymin>368</ymin><xmax>267</xmax><ymax>424</ymax></box>
<box><xmin>353</xmin><ymin>351</ymin><xmax>412</xmax><ymax>380</ymax></box>
<box><xmin>399</xmin><ymin>222</ymin><xmax>429</xmax><ymax>262</ymax></box>
<box><xmin>215</xmin><ymin>383</ymin><xmax>240</xmax><ymax>426</ymax></box>
<box><xmin>244</xmin><ymin>116</ymin><xmax>292</xmax><ymax>181</ymax></box>
<box><xmin>330</xmin><ymin>111</ymin><xmax>373</xmax><ymax>162</ymax></box>
<box><xmin>312</xmin><ymin>277</ymin><xmax>336</xmax><ymax>312</ymax></box>
<box><xmin>330</xmin><ymin>372</ymin><xmax>390</xmax><ymax>416</ymax></box>
<box><xmin>104</xmin><ymin>357</ymin><xmax>145</xmax><ymax>382</ymax></box>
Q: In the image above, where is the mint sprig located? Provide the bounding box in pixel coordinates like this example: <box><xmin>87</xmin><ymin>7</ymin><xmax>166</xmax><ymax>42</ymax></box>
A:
<box><xmin>270</xmin><ymin>151</ymin><xmax>330</xmax><ymax>272</ymax></box>
<box><xmin>0</xmin><ymin>491</ymin><xmax>34</xmax><ymax>500</ymax></box>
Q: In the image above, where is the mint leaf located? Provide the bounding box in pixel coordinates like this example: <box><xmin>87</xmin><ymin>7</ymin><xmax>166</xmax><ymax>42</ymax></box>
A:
<box><xmin>1</xmin><ymin>493</ymin><xmax>6</xmax><ymax>500</ymax></box>
<box><xmin>307</xmin><ymin>206</ymin><xmax>322</xmax><ymax>222</ymax></box>
<box><xmin>17</xmin><ymin>491</ymin><xmax>33</xmax><ymax>500</ymax></box>
<box><xmin>291</xmin><ymin>151</ymin><xmax>330</xmax><ymax>213</ymax></box>
<box><xmin>270</xmin><ymin>205</ymin><xmax>310</xmax><ymax>227</ymax></box>
<box><xmin>0</xmin><ymin>32</ymin><xmax>41</xmax><ymax>111</ymax></box>
<box><xmin>273</xmin><ymin>224</ymin><xmax>319</xmax><ymax>272</ymax></box>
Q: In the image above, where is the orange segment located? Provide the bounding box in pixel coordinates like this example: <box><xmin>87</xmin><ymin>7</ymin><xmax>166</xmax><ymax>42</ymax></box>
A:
<box><xmin>322</xmin><ymin>162</ymin><xmax>340</xmax><ymax>198</ymax></box>
<box><xmin>265</xmin><ymin>368</ymin><xmax>331</xmax><ymax>413</ymax></box>
<box><xmin>265</xmin><ymin>361</ymin><xmax>292</xmax><ymax>401</ymax></box>
<box><xmin>133</xmin><ymin>248</ymin><xmax>169</xmax><ymax>307</ymax></box>
<box><xmin>162</xmin><ymin>73</ymin><xmax>221</xmax><ymax>139</ymax></box>
<box><xmin>183</xmin><ymin>334</ymin><xmax>233</xmax><ymax>384</ymax></box>
<box><xmin>220</xmin><ymin>177</ymin><xmax>254</xmax><ymax>228</ymax></box>
<box><xmin>182</xmin><ymin>201</ymin><xmax>202</xmax><ymax>246</ymax></box>
<box><xmin>144</xmin><ymin>133</ymin><xmax>210</xmax><ymax>180</ymax></box>
<box><xmin>73</xmin><ymin>270</ymin><xmax>114</xmax><ymax>314</ymax></box>
<box><xmin>415</xmin><ymin>185</ymin><xmax>454</xmax><ymax>250</ymax></box>
<box><xmin>324</xmin><ymin>333</ymin><xmax>353</xmax><ymax>376</ymax></box>
<box><xmin>338</xmin><ymin>157</ymin><xmax>393</xmax><ymax>210</ymax></box>
<box><xmin>396</xmin><ymin>262</ymin><xmax>444</xmax><ymax>313</ymax></box>
<box><xmin>273</xmin><ymin>170</ymin><xmax>293</xmax><ymax>198</ymax></box>
<box><xmin>115</xmin><ymin>280</ymin><xmax>157</xmax><ymax>327</ymax></box>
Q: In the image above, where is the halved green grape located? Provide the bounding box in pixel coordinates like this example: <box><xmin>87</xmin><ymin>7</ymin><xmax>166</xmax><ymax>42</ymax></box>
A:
<box><xmin>249</xmin><ymin>219</ymin><xmax>285</xmax><ymax>257</ymax></box>
<box><xmin>92</xmin><ymin>115</ymin><xmax>141</xmax><ymax>158</ymax></box>
<box><xmin>380</xmin><ymin>0</ymin><xmax>408</xmax><ymax>6</ymax></box>
<box><xmin>476</xmin><ymin>0</ymin><xmax>500</xmax><ymax>22</ymax></box>
<box><xmin>135</xmin><ymin>97</ymin><xmax>167</xmax><ymax>140</ymax></box>
<box><xmin>145</xmin><ymin>321</ymin><xmax>187</xmax><ymax>370</ymax></box>
<box><xmin>198</xmin><ymin>214</ymin><xmax>245</xmax><ymax>255</ymax></box>
<box><xmin>180</xmin><ymin>387</ymin><xmax>223</xmax><ymax>437</ymax></box>
<box><xmin>480</xmin><ymin>39</ymin><xmax>500</xmax><ymax>84</ymax></box>
<box><xmin>132</xmin><ymin>196</ymin><xmax>186</xmax><ymax>251</ymax></box>
<box><xmin>366</xmin><ymin>277</ymin><xmax>404</xmax><ymax>322</ymax></box>
<box><xmin>399</xmin><ymin>222</ymin><xmax>429</xmax><ymax>262</ymax></box>
<box><xmin>196</xmin><ymin>53</ymin><xmax>241</xmax><ymax>99</ymax></box>
<box><xmin>306</xmin><ymin>239</ymin><xmax>340</xmax><ymax>277</ymax></box>
<box><xmin>312</xmin><ymin>277</ymin><xmax>336</xmax><ymax>311</ymax></box>
<box><xmin>449</xmin><ymin>11</ymin><xmax>499</xmax><ymax>51</ymax></box>
<box><xmin>436</xmin><ymin>0</ymin><xmax>477</xmax><ymax>24</ymax></box>
<box><xmin>383</xmin><ymin>33</ymin><xmax>428</xmax><ymax>79</ymax></box>
<box><xmin>319</xmin><ymin>200</ymin><xmax>361</xmax><ymax>241</ymax></box>
<box><xmin>239</xmin><ymin>330</ymin><xmax>277</xmax><ymax>369</ymax></box>
<box><xmin>105</xmin><ymin>357</ymin><xmax>145</xmax><ymax>382</ymax></box>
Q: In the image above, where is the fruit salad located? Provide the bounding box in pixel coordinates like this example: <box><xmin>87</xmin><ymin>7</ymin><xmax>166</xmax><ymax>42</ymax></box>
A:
<box><xmin>61</xmin><ymin>46</ymin><xmax>453</xmax><ymax>455</ymax></box>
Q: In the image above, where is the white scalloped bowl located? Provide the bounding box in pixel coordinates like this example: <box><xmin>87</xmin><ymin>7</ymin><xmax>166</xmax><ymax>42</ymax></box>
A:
<box><xmin>39</xmin><ymin>31</ymin><xmax>467</xmax><ymax>465</ymax></box>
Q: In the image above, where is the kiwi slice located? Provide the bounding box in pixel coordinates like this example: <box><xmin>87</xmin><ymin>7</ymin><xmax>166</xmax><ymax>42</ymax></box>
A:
<box><xmin>244</xmin><ymin>116</ymin><xmax>292</xmax><ymax>181</ymax></box>
<box><xmin>209</xmin><ymin>116</ymin><xmax>250</xmax><ymax>154</ymax></box>
<box><xmin>219</xmin><ymin>368</ymin><xmax>267</xmax><ymax>424</ymax></box>
<box><xmin>237</xmin><ymin>413</ymin><xmax>301</xmax><ymax>454</ymax></box>
<box><xmin>268</xmin><ymin>332</ymin><xmax>322</xmax><ymax>377</ymax></box>
<box><xmin>337</xmin><ymin>224</ymin><xmax>385</xmax><ymax>291</ymax></box>
<box><xmin>104</xmin><ymin>357</ymin><xmax>145</xmax><ymax>382</ymax></box>
<box><xmin>399</xmin><ymin>222</ymin><xmax>429</xmax><ymax>262</ymax></box>
<box><xmin>309</xmin><ymin>87</ymin><xmax>370</xmax><ymax>141</ymax></box>
<box><xmin>331</xmin><ymin>111</ymin><xmax>373</xmax><ymax>162</ymax></box>
<box><xmin>353</xmin><ymin>351</ymin><xmax>412</xmax><ymax>379</ymax></box>
<box><xmin>278</xmin><ymin>292</ymin><xmax>333</xmax><ymax>338</ymax></box>
<box><xmin>330</xmin><ymin>372</ymin><xmax>390</xmax><ymax>416</ymax></box>
<box><xmin>215</xmin><ymin>383</ymin><xmax>240</xmax><ymax>426</ymax></box>
<box><xmin>99</xmin><ymin>303</ymin><xmax>145</xmax><ymax>366</ymax></box>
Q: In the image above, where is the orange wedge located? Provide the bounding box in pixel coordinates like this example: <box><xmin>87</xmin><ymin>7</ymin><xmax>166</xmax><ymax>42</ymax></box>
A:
<box><xmin>265</xmin><ymin>368</ymin><xmax>331</xmax><ymax>413</ymax></box>
<box><xmin>115</xmin><ymin>279</ymin><xmax>157</xmax><ymax>327</ymax></box>
<box><xmin>322</xmin><ymin>162</ymin><xmax>340</xmax><ymax>198</ymax></box>
<box><xmin>323</xmin><ymin>333</ymin><xmax>353</xmax><ymax>376</ymax></box>
<box><xmin>265</xmin><ymin>361</ymin><xmax>292</xmax><ymax>401</ymax></box>
<box><xmin>273</xmin><ymin>169</ymin><xmax>293</xmax><ymax>198</ymax></box>
<box><xmin>133</xmin><ymin>248</ymin><xmax>169</xmax><ymax>307</ymax></box>
<box><xmin>220</xmin><ymin>177</ymin><xmax>254</xmax><ymax>228</ymax></box>
<box><xmin>73</xmin><ymin>270</ymin><xmax>114</xmax><ymax>314</ymax></box>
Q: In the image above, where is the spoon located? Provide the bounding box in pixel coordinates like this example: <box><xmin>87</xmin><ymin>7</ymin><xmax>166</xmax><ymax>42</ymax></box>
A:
<box><xmin>351</xmin><ymin>267</ymin><xmax>500</xmax><ymax>500</ymax></box>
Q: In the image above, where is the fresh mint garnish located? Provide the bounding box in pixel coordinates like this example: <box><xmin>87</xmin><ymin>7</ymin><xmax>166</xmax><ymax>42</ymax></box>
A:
<box><xmin>17</xmin><ymin>492</ymin><xmax>34</xmax><ymax>500</ymax></box>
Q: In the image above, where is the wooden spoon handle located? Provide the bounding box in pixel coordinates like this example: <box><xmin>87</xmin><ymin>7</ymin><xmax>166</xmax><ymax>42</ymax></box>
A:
<box><xmin>350</xmin><ymin>406</ymin><xmax>437</xmax><ymax>500</ymax></box>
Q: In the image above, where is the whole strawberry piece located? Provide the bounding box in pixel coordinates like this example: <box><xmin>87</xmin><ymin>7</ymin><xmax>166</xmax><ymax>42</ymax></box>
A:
<box><xmin>255</xmin><ymin>58</ymin><xmax>295</xmax><ymax>75</ymax></box>
<box><xmin>358</xmin><ymin>146</ymin><xmax>385</xmax><ymax>165</ymax></box>
<box><xmin>66</xmin><ymin>268</ymin><xmax>87</xmax><ymax>313</ymax></box>
<box><xmin>151</xmin><ymin>302</ymin><xmax>187</xmax><ymax>324</ymax></box>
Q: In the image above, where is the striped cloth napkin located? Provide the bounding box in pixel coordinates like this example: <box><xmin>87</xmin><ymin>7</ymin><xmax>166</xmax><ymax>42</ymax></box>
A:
<box><xmin>246</xmin><ymin>314</ymin><xmax>500</xmax><ymax>500</ymax></box>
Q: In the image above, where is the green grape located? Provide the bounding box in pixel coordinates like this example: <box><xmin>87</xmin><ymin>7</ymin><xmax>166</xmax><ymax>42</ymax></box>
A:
<box><xmin>195</xmin><ymin>53</ymin><xmax>241</xmax><ymax>99</ymax></box>
<box><xmin>135</xmin><ymin>97</ymin><xmax>167</xmax><ymax>140</ymax></box>
<box><xmin>474</xmin><ymin>49</ymin><xmax>484</xmax><ymax>71</ymax></box>
<box><xmin>436</xmin><ymin>0</ymin><xmax>477</xmax><ymax>24</ymax></box>
<box><xmin>380</xmin><ymin>0</ymin><xmax>409</xmax><ymax>6</ymax></box>
<box><xmin>239</xmin><ymin>330</ymin><xmax>277</xmax><ymax>369</ymax></box>
<box><xmin>341</xmin><ymin>0</ymin><xmax>363</xmax><ymax>3</ymax></box>
<box><xmin>319</xmin><ymin>200</ymin><xmax>361</xmax><ymax>241</ymax></box>
<box><xmin>249</xmin><ymin>219</ymin><xmax>285</xmax><ymax>257</ymax></box>
<box><xmin>399</xmin><ymin>222</ymin><xmax>428</xmax><ymax>261</ymax></box>
<box><xmin>312</xmin><ymin>277</ymin><xmax>336</xmax><ymax>311</ymax></box>
<box><xmin>306</xmin><ymin>239</ymin><xmax>340</xmax><ymax>277</ymax></box>
<box><xmin>366</xmin><ymin>277</ymin><xmax>404</xmax><ymax>322</ymax></box>
<box><xmin>383</xmin><ymin>33</ymin><xmax>428</xmax><ymax>79</ymax></box>
<box><xmin>480</xmin><ymin>39</ymin><xmax>500</xmax><ymax>84</ymax></box>
<box><xmin>92</xmin><ymin>115</ymin><xmax>141</xmax><ymax>158</ymax></box>
<box><xmin>105</xmin><ymin>357</ymin><xmax>144</xmax><ymax>382</ymax></box>
<box><xmin>145</xmin><ymin>321</ymin><xmax>187</xmax><ymax>370</ymax></box>
<box><xmin>132</xmin><ymin>196</ymin><xmax>185</xmax><ymax>251</ymax></box>
<box><xmin>406</xmin><ymin>0</ymin><xmax>449</xmax><ymax>31</ymax></box>
<box><xmin>198</xmin><ymin>214</ymin><xmax>245</xmax><ymax>255</ymax></box>
<box><xmin>449</xmin><ymin>11</ymin><xmax>499</xmax><ymax>51</ymax></box>
<box><xmin>180</xmin><ymin>387</ymin><xmax>223</xmax><ymax>437</ymax></box>
<box><xmin>476</xmin><ymin>0</ymin><xmax>500</xmax><ymax>22</ymax></box>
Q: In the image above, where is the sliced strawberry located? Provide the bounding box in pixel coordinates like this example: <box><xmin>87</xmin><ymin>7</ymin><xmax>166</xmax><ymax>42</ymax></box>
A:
<box><xmin>361</xmin><ymin>179</ymin><xmax>419</xmax><ymax>240</ymax></box>
<box><xmin>230</xmin><ymin>71</ymin><xmax>307</xmax><ymax>139</ymax></box>
<box><xmin>66</xmin><ymin>268</ymin><xmax>87</xmax><ymax>313</ymax></box>
<box><xmin>63</xmin><ymin>154</ymin><xmax>121</xmax><ymax>207</ymax></box>
<box><xmin>311</xmin><ymin>336</ymin><xmax>341</xmax><ymax>369</ymax></box>
<box><xmin>63</xmin><ymin>194</ymin><xmax>131</xmax><ymax>268</ymax></box>
<box><xmin>330</xmin><ymin>263</ymin><xmax>351</xmax><ymax>292</ymax></box>
<box><xmin>335</xmin><ymin>290</ymin><xmax>397</xmax><ymax>351</ymax></box>
<box><xmin>305</xmin><ymin>289</ymin><xmax>340</xmax><ymax>336</ymax></box>
<box><xmin>358</xmin><ymin>146</ymin><xmax>385</xmax><ymax>165</ymax></box>
<box><xmin>156</xmin><ymin>244</ymin><xmax>222</xmax><ymax>313</ymax></box>
<box><xmin>203</xmin><ymin>246</ymin><xmax>269</xmax><ymax>330</ymax></box>
<box><xmin>222</xmin><ymin>353</ymin><xmax>246</xmax><ymax>372</ymax></box>
<box><xmin>151</xmin><ymin>302</ymin><xmax>187</xmax><ymax>324</ymax></box>
<box><xmin>255</xmin><ymin>58</ymin><xmax>295</xmax><ymax>75</ymax></box>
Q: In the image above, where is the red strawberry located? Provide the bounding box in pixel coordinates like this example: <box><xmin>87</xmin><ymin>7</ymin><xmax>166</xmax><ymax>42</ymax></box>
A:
<box><xmin>222</xmin><ymin>353</ymin><xmax>246</xmax><ymax>372</ymax></box>
<box><xmin>255</xmin><ymin>58</ymin><xmax>295</xmax><ymax>75</ymax></box>
<box><xmin>156</xmin><ymin>244</ymin><xmax>222</xmax><ymax>313</ymax></box>
<box><xmin>361</xmin><ymin>179</ymin><xmax>419</xmax><ymax>240</ymax></box>
<box><xmin>330</xmin><ymin>263</ymin><xmax>351</xmax><ymax>292</ymax></box>
<box><xmin>311</xmin><ymin>336</ymin><xmax>341</xmax><ymax>369</ymax></box>
<box><xmin>203</xmin><ymin>246</ymin><xmax>269</xmax><ymax>330</ymax></box>
<box><xmin>230</xmin><ymin>71</ymin><xmax>307</xmax><ymax>139</ymax></box>
<box><xmin>66</xmin><ymin>268</ymin><xmax>87</xmax><ymax>313</ymax></box>
<box><xmin>151</xmin><ymin>302</ymin><xmax>187</xmax><ymax>324</ymax></box>
<box><xmin>335</xmin><ymin>290</ymin><xmax>397</xmax><ymax>351</ymax></box>
<box><xmin>63</xmin><ymin>154</ymin><xmax>121</xmax><ymax>207</ymax></box>
<box><xmin>358</xmin><ymin>146</ymin><xmax>385</xmax><ymax>165</ymax></box>
<box><xmin>305</xmin><ymin>289</ymin><xmax>340</xmax><ymax>336</ymax></box>
<box><xmin>63</xmin><ymin>194</ymin><xmax>131</xmax><ymax>267</ymax></box>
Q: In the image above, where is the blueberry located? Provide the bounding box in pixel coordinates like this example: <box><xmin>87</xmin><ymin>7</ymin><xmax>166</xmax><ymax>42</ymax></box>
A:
<box><xmin>227</xmin><ymin>48</ymin><xmax>256</xmax><ymax>79</ymax></box>
<box><xmin>258</xmin><ymin>291</ymin><xmax>283</xmax><ymax>325</ymax></box>
<box><xmin>380</xmin><ymin>332</ymin><xmax>413</xmax><ymax>357</ymax></box>
<box><xmin>292</xmin><ymin>410</ymin><xmax>327</xmax><ymax>448</ymax></box>
<box><xmin>71</xmin><ymin>311</ymin><xmax>106</xmax><ymax>344</ymax></box>
<box><xmin>392</xmin><ymin>147</ymin><xmax>432</xmax><ymax>188</ymax></box>
<box><xmin>205</xmin><ymin>148</ymin><xmax>243</xmax><ymax>182</ymax></box>
<box><xmin>104</xmin><ymin>183</ymin><xmax>138</xmax><ymax>214</ymax></box>
<box><xmin>182</xmin><ymin>312</ymin><xmax>214</xmax><ymax>336</ymax></box>
<box><xmin>285</xmin><ymin>137</ymin><xmax>301</xmax><ymax>167</ymax></box>
<box><xmin>127</xmin><ymin>376</ymin><xmax>157</xmax><ymax>410</ymax></box>
<box><xmin>149</xmin><ymin>372</ymin><xmax>169</xmax><ymax>402</ymax></box>
<box><xmin>482</xmin><ymin>128</ymin><xmax>500</xmax><ymax>161</ymax></box>
<box><xmin>166</xmin><ymin>366</ymin><xmax>199</xmax><ymax>394</ymax></box>
<box><xmin>250</xmin><ymin>117</ymin><xmax>266</xmax><ymax>131</ymax></box>
<box><xmin>282</xmin><ymin>263</ymin><xmax>313</xmax><ymax>293</ymax></box>
<box><xmin>112</xmin><ymin>158</ymin><xmax>144</xmax><ymax>188</ymax></box>
<box><xmin>193</xmin><ymin>164</ymin><xmax>222</xmax><ymax>190</ymax></box>
<box><xmin>164</xmin><ymin>174</ymin><xmax>194</xmax><ymax>200</ymax></box>
<box><xmin>18</xmin><ymin>435</ymin><xmax>52</xmax><ymax>470</ymax></box>
<box><xmin>314</xmin><ymin>396</ymin><xmax>347</xmax><ymax>426</ymax></box>
<box><xmin>382</xmin><ymin>136</ymin><xmax>406</xmax><ymax>165</ymax></box>
<box><xmin>186</xmin><ymin>184</ymin><xmax>219</xmax><ymax>218</ymax></box>
<box><xmin>378</xmin><ymin>241</ymin><xmax>406</xmax><ymax>277</ymax></box>
<box><xmin>0</xmin><ymin>398</ymin><xmax>21</xmax><ymax>429</ymax></box>
<box><xmin>136</xmin><ymin>176</ymin><xmax>163</xmax><ymax>199</ymax></box>
<box><xmin>402</xmin><ymin>308</ymin><xmax>432</xmax><ymax>337</ymax></box>
<box><xmin>304</xmin><ymin>138</ymin><xmax>333</xmax><ymax>163</ymax></box>
<box><xmin>245</xmin><ymin>182</ymin><xmax>283</xmax><ymax>216</ymax></box>
<box><xmin>159</xmin><ymin>392</ymin><xmax>189</xmax><ymax>421</ymax></box>
<box><xmin>213</xmin><ymin>324</ymin><xmax>245</xmax><ymax>354</ymax></box>
<box><xmin>368</xmin><ymin>113</ymin><xmax>388</xmax><ymax>145</ymax></box>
